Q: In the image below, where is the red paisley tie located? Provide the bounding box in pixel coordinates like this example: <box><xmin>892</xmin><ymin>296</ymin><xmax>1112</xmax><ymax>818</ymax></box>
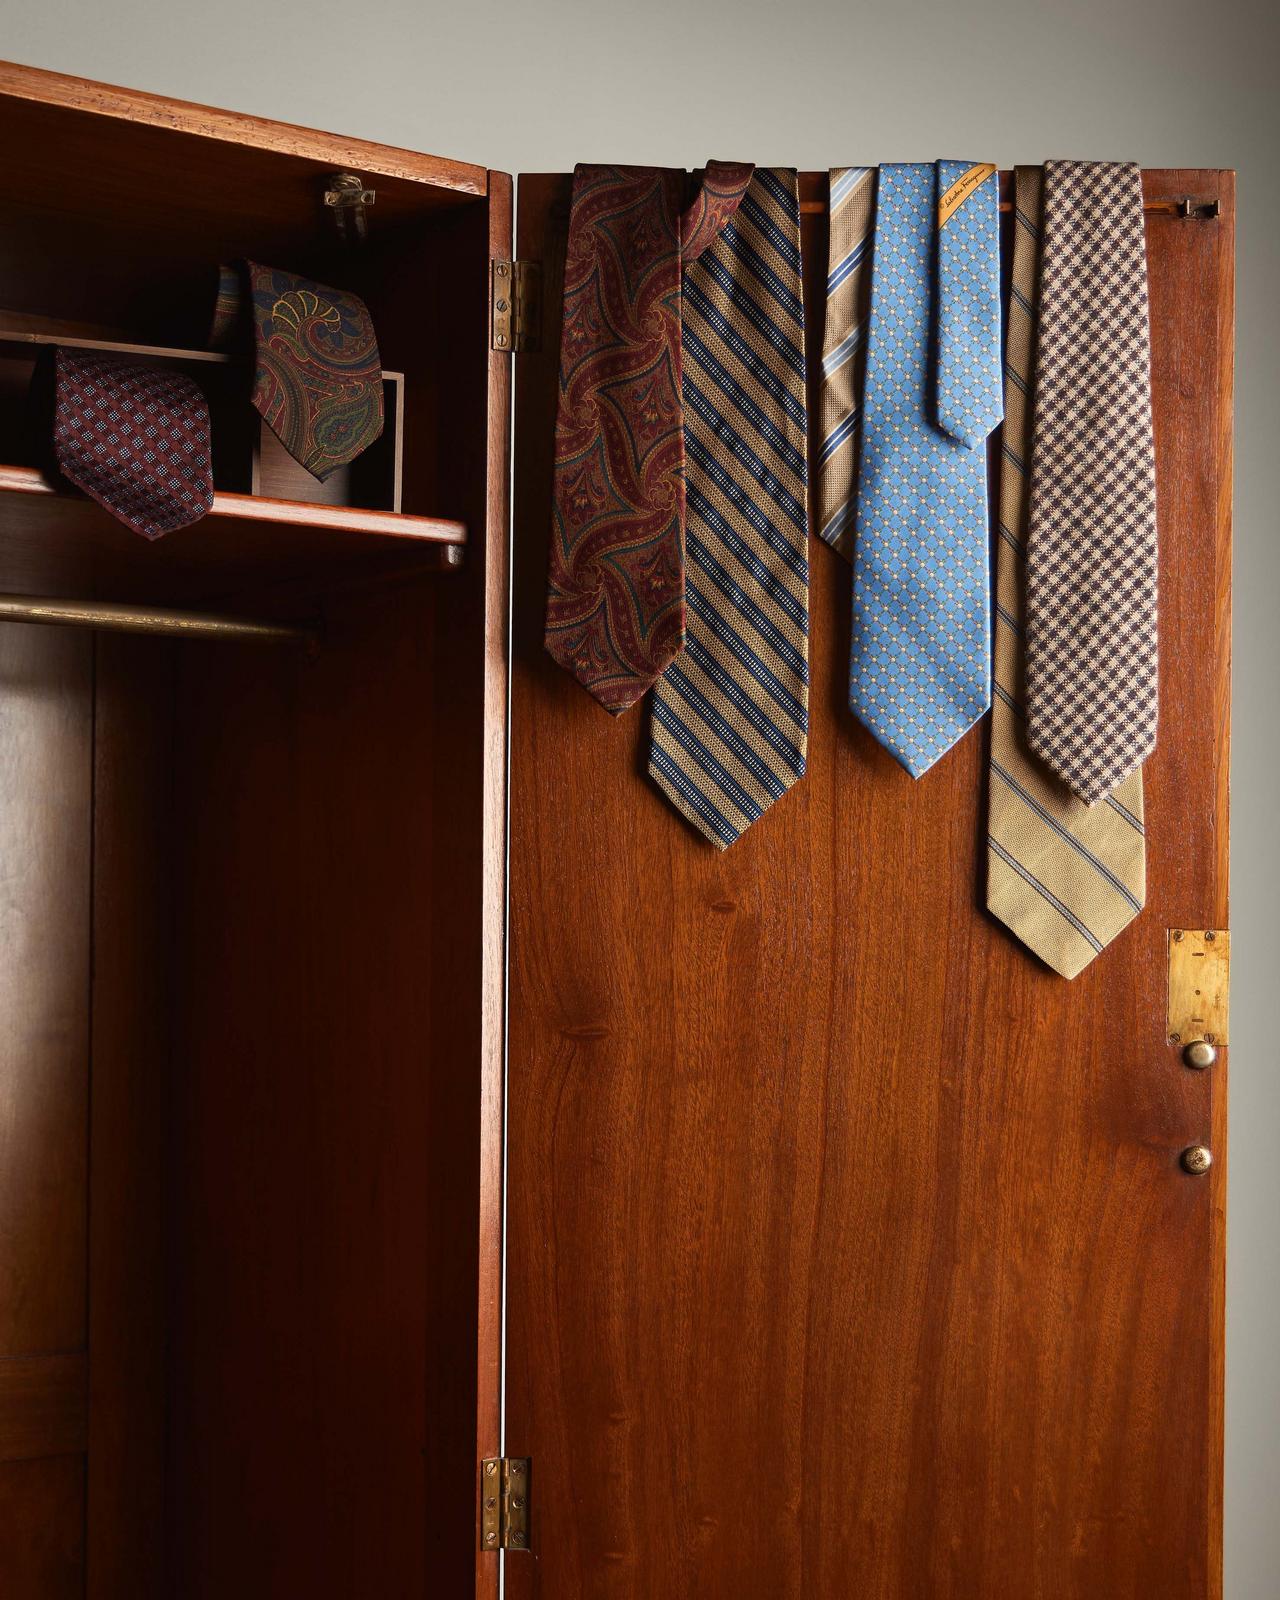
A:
<box><xmin>51</xmin><ymin>347</ymin><xmax>215</xmax><ymax>540</ymax></box>
<box><xmin>545</xmin><ymin>161</ymin><xmax>753</xmax><ymax>714</ymax></box>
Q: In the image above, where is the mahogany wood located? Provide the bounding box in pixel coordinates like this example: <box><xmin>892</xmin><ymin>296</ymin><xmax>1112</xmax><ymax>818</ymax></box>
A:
<box><xmin>86</xmin><ymin>635</ymin><xmax>173</xmax><ymax>1597</ymax></box>
<box><xmin>0</xmin><ymin>59</ymin><xmax>511</xmax><ymax>1598</ymax></box>
<box><xmin>0</xmin><ymin>463</ymin><xmax>463</xmax><ymax>606</ymax></box>
<box><xmin>0</xmin><ymin>622</ymin><xmax>91</xmax><ymax>1593</ymax></box>
<box><xmin>505</xmin><ymin>169</ymin><xmax>1233</xmax><ymax>1600</ymax></box>
<box><xmin>0</xmin><ymin>1355</ymin><xmax>87</xmax><ymax>1465</ymax></box>
<box><xmin>0</xmin><ymin>1458</ymin><xmax>84</xmax><ymax>1599</ymax></box>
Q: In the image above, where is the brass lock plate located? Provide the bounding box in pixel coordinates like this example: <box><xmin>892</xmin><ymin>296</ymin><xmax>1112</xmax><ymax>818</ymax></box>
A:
<box><xmin>1167</xmin><ymin>929</ymin><xmax>1229</xmax><ymax>1047</ymax></box>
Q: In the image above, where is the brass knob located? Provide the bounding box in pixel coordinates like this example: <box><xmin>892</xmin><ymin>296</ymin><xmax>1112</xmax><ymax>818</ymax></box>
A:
<box><xmin>1182</xmin><ymin>1039</ymin><xmax>1217</xmax><ymax>1070</ymax></box>
<box><xmin>1181</xmin><ymin>1145</ymin><xmax>1213</xmax><ymax>1175</ymax></box>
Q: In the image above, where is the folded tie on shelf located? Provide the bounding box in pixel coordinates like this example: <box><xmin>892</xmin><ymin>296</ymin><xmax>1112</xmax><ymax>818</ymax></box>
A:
<box><xmin>49</xmin><ymin>346</ymin><xmax>214</xmax><ymax>540</ymax></box>
<box><xmin>848</xmin><ymin>160</ymin><xmax>1003</xmax><ymax>777</ymax></box>
<box><xmin>211</xmin><ymin>260</ymin><xmax>384</xmax><ymax>481</ymax></box>
<box><xmin>544</xmin><ymin>162</ymin><xmax>753</xmax><ymax>715</ymax></box>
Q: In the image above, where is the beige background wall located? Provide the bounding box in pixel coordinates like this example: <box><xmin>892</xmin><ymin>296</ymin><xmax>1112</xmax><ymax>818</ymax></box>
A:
<box><xmin>2</xmin><ymin>0</ymin><xmax>1275</xmax><ymax>1591</ymax></box>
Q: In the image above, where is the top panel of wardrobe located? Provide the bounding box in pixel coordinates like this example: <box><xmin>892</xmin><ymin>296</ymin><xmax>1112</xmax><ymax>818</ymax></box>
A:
<box><xmin>0</xmin><ymin>59</ymin><xmax>488</xmax><ymax>233</ymax></box>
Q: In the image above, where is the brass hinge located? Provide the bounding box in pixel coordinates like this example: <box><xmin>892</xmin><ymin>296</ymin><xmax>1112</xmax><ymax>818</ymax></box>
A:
<box><xmin>480</xmin><ymin>1457</ymin><xmax>530</xmax><ymax>1551</ymax></box>
<box><xmin>491</xmin><ymin>260</ymin><xmax>542</xmax><ymax>354</ymax></box>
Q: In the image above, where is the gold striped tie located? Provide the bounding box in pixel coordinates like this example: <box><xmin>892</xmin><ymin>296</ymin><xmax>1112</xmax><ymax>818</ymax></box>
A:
<box><xmin>815</xmin><ymin>167</ymin><xmax>875</xmax><ymax>560</ymax></box>
<box><xmin>648</xmin><ymin>168</ymin><xmax>809</xmax><ymax>847</ymax></box>
<box><xmin>986</xmin><ymin>166</ymin><xmax>1146</xmax><ymax>979</ymax></box>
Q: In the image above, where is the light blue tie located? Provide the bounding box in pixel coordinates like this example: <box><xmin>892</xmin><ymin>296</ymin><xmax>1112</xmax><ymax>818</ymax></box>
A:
<box><xmin>849</xmin><ymin>160</ymin><xmax>1003</xmax><ymax>776</ymax></box>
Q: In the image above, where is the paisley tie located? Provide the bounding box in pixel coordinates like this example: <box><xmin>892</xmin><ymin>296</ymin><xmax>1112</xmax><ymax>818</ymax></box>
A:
<box><xmin>544</xmin><ymin>162</ymin><xmax>753</xmax><ymax>714</ymax></box>
<box><xmin>212</xmin><ymin>261</ymin><xmax>384</xmax><ymax>481</ymax></box>
<box><xmin>50</xmin><ymin>346</ymin><xmax>214</xmax><ymax>540</ymax></box>
<box><xmin>848</xmin><ymin>161</ymin><xmax>1003</xmax><ymax>776</ymax></box>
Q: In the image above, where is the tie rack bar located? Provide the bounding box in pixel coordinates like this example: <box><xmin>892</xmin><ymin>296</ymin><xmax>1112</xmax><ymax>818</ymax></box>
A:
<box><xmin>0</xmin><ymin>593</ymin><xmax>319</xmax><ymax>650</ymax></box>
<box><xmin>799</xmin><ymin>196</ymin><xmax>1218</xmax><ymax>218</ymax></box>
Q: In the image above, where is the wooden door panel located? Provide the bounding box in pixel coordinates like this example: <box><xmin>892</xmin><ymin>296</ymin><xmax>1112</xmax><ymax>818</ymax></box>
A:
<box><xmin>507</xmin><ymin>171</ymin><xmax>1232</xmax><ymax>1599</ymax></box>
<box><xmin>0</xmin><ymin>623</ymin><xmax>91</xmax><ymax>1596</ymax></box>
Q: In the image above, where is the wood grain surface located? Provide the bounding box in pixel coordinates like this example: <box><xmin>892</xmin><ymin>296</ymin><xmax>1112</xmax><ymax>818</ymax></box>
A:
<box><xmin>504</xmin><ymin>169</ymin><xmax>1233</xmax><ymax>1600</ymax></box>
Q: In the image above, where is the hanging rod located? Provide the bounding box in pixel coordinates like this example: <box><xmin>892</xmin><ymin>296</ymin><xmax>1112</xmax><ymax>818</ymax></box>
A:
<box><xmin>800</xmin><ymin>196</ymin><xmax>1218</xmax><ymax>218</ymax></box>
<box><xmin>0</xmin><ymin>593</ymin><xmax>319</xmax><ymax>650</ymax></box>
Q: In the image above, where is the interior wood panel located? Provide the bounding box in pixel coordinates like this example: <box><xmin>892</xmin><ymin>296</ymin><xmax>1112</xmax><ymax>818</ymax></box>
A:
<box><xmin>0</xmin><ymin>622</ymin><xmax>91</xmax><ymax>1361</ymax></box>
<box><xmin>86</xmin><ymin>634</ymin><xmax>173</xmax><ymax>1598</ymax></box>
<box><xmin>505</xmin><ymin>169</ymin><xmax>1233</xmax><ymax>1600</ymax></box>
<box><xmin>0</xmin><ymin>1457</ymin><xmax>85</xmax><ymax>1599</ymax></box>
<box><xmin>0</xmin><ymin>620</ymin><xmax>91</xmax><ymax>1594</ymax></box>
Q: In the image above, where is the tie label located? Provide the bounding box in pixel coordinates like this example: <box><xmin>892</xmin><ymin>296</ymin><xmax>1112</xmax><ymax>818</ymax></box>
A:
<box><xmin>938</xmin><ymin>163</ymin><xmax>997</xmax><ymax>227</ymax></box>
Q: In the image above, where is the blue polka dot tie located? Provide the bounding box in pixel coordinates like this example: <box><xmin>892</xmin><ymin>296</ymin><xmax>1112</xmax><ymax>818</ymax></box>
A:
<box><xmin>849</xmin><ymin>161</ymin><xmax>1003</xmax><ymax>776</ymax></box>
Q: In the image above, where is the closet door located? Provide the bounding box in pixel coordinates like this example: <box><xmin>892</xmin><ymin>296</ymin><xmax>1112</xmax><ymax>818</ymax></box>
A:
<box><xmin>503</xmin><ymin>170</ymin><xmax>1233</xmax><ymax>1599</ymax></box>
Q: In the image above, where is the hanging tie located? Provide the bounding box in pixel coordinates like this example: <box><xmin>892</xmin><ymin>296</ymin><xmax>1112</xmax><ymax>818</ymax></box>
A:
<box><xmin>1024</xmin><ymin>160</ymin><xmax>1159</xmax><ymax>804</ymax></box>
<box><xmin>648</xmin><ymin>168</ymin><xmax>809</xmax><ymax>846</ymax></box>
<box><xmin>545</xmin><ymin>162</ymin><xmax>753</xmax><ymax>714</ymax></box>
<box><xmin>986</xmin><ymin>167</ymin><xmax>1147</xmax><ymax>978</ymax></box>
<box><xmin>848</xmin><ymin>161</ymin><xmax>1003</xmax><ymax>776</ymax></box>
<box><xmin>815</xmin><ymin>166</ymin><xmax>875</xmax><ymax>560</ymax></box>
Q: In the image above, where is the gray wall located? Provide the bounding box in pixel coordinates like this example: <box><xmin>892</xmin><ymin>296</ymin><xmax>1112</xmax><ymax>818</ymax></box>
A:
<box><xmin>2</xmin><ymin>0</ymin><xmax>1275</xmax><ymax>1592</ymax></box>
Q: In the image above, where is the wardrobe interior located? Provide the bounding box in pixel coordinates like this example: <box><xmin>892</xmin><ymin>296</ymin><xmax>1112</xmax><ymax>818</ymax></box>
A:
<box><xmin>0</xmin><ymin>80</ymin><xmax>497</xmax><ymax>1596</ymax></box>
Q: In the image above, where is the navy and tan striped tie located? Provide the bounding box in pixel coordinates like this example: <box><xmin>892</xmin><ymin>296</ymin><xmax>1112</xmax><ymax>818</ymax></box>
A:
<box><xmin>986</xmin><ymin>166</ymin><xmax>1146</xmax><ymax>977</ymax></box>
<box><xmin>648</xmin><ymin>168</ymin><xmax>809</xmax><ymax>848</ymax></box>
<box><xmin>815</xmin><ymin>167</ymin><xmax>875</xmax><ymax>560</ymax></box>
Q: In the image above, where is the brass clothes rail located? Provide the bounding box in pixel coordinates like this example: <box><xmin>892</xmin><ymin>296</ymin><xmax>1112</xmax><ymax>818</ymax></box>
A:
<box><xmin>0</xmin><ymin>593</ymin><xmax>319</xmax><ymax>650</ymax></box>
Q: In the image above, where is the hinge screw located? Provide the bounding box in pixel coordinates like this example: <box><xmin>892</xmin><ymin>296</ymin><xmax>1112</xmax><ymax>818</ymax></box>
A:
<box><xmin>1204</xmin><ymin>930</ymin><xmax>1216</xmax><ymax>941</ymax></box>
<box><xmin>485</xmin><ymin>1461</ymin><xmax>497</xmax><ymax>1476</ymax></box>
<box><xmin>1173</xmin><ymin>929</ymin><xmax>1184</xmax><ymax>942</ymax></box>
<box><xmin>496</xmin><ymin>333</ymin><xmax>508</xmax><ymax>347</ymax></box>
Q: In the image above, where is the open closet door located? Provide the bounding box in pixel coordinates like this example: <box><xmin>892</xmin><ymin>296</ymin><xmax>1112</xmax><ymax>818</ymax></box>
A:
<box><xmin>503</xmin><ymin>170</ymin><xmax>1234</xmax><ymax>1599</ymax></box>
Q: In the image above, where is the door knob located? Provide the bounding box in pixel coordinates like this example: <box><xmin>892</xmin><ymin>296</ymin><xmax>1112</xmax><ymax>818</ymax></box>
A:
<box><xmin>1180</xmin><ymin>1145</ymin><xmax>1213</xmax><ymax>1175</ymax></box>
<box><xmin>1182</xmin><ymin>1039</ymin><xmax>1217</xmax><ymax>1070</ymax></box>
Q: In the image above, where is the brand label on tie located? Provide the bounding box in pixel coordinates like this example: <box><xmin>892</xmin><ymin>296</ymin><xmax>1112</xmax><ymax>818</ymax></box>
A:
<box><xmin>938</xmin><ymin>163</ymin><xmax>997</xmax><ymax>227</ymax></box>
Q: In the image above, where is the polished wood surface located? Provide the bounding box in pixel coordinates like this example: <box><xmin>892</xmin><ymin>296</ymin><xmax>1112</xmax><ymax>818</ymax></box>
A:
<box><xmin>0</xmin><ymin>464</ymin><xmax>463</xmax><ymax>607</ymax></box>
<box><xmin>0</xmin><ymin>58</ymin><xmax>486</xmax><ymax>213</ymax></box>
<box><xmin>0</xmin><ymin>622</ymin><xmax>91</xmax><ymax>1593</ymax></box>
<box><xmin>0</xmin><ymin>1458</ymin><xmax>84</xmax><ymax>1599</ymax></box>
<box><xmin>86</xmin><ymin>636</ymin><xmax>172</xmax><ymax>1597</ymax></box>
<box><xmin>0</xmin><ymin>61</ymin><xmax>510</xmax><ymax>1597</ymax></box>
<box><xmin>506</xmin><ymin>170</ymin><xmax>1233</xmax><ymax>1599</ymax></box>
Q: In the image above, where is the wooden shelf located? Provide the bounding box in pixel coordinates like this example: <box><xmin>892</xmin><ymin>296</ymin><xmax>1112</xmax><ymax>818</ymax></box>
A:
<box><xmin>0</xmin><ymin>464</ymin><xmax>465</xmax><ymax>608</ymax></box>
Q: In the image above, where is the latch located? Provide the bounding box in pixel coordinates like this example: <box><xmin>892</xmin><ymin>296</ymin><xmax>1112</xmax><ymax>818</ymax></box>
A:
<box><xmin>480</xmin><ymin>1457</ymin><xmax>530</xmax><ymax>1551</ymax></box>
<box><xmin>491</xmin><ymin>260</ymin><xmax>542</xmax><ymax>354</ymax></box>
<box><xmin>1167</xmin><ymin>928</ymin><xmax>1229</xmax><ymax>1051</ymax></box>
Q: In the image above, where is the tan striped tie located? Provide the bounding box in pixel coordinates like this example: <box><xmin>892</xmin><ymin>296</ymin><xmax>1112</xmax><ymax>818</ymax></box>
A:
<box><xmin>986</xmin><ymin>166</ymin><xmax>1146</xmax><ymax>979</ymax></box>
<box><xmin>815</xmin><ymin>167</ymin><xmax>875</xmax><ymax>560</ymax></box>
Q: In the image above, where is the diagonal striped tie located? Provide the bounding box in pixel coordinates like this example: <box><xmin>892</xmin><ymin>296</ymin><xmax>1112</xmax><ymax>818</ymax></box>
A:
<box><xmin>815</xmin><ymin>167</ymin><xmax>875</xmax><ymax>560</ymax></box>
<box><xmin>648</xmin><ymin>168</ymin><xmax>809</xmax><ymax>848</ymax></box>
<box><xmin>985</xmin><ymin>166</ymin><xmax>1146</xmax><ymax>979</ymax></box>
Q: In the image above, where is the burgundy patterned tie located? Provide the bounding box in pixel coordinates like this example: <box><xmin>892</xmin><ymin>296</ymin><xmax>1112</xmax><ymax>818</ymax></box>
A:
<box><xmin>51</xmin><ymin>347</ymin><xmax>215</xmax><ymax>540</ymax></box>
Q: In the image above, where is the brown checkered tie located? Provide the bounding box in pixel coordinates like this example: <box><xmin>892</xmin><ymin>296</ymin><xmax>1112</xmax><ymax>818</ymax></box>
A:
<box><xmin>1024</xmin><ymin>160</ymin><xmax>1159</xmax><ymax>804</ymax></box>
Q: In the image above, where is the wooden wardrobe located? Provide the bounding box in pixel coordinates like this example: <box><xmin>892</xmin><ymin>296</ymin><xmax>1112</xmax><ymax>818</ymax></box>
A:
<box><xmin>0</xmin><ymin>62</ymin><xmax>1233</xmax><ymax>1600</ymax></box>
